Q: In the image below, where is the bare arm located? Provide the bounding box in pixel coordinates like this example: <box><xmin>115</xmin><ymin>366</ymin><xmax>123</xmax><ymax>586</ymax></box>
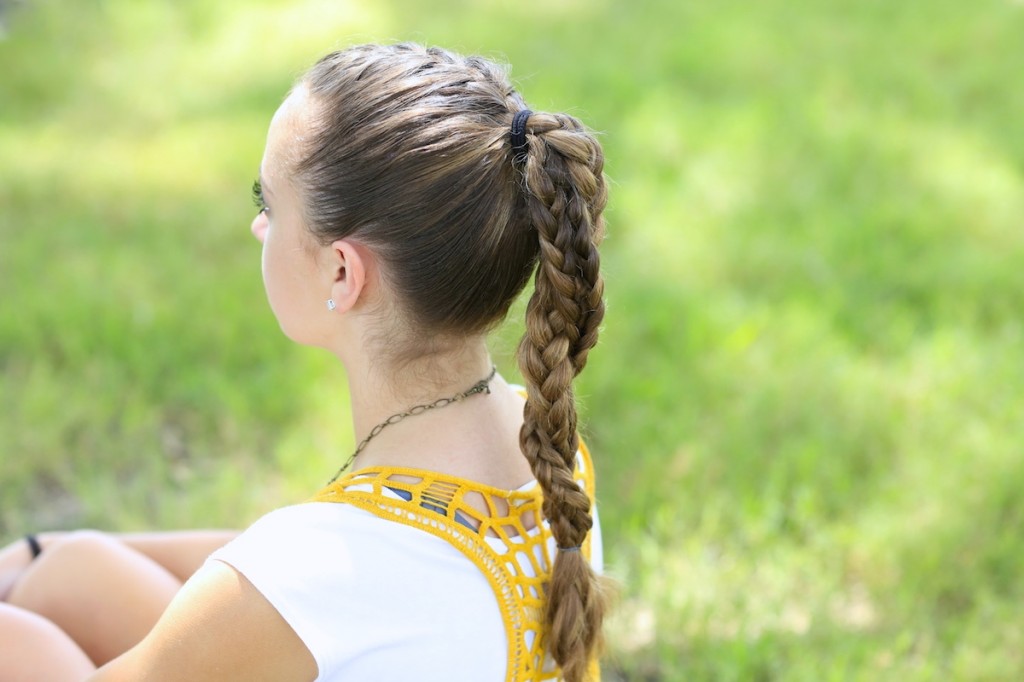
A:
<box><xmin>89</xmin><ymin>561</ymin><xmax>317</xmax><ymax>682</ymax></box>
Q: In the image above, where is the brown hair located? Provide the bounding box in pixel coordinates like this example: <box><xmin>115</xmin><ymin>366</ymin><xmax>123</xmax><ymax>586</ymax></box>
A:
<box><xmin>294</xmin><ymin>43</ymin><xmax>608</xmax><ymax>680</ymax></box>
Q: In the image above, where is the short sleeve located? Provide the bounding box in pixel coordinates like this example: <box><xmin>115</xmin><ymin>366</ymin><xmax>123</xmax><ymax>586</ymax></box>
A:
<box><xmin>208</xmin><ymin>502</ymin><xmax>506</xmax><ymax>681</ymax></box>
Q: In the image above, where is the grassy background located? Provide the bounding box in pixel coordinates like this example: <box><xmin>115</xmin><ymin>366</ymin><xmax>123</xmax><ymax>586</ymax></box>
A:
<box><xmin>3</xmin><ymin>0</ymin><xmax>1024</xmax><ymax>679</ymax></box>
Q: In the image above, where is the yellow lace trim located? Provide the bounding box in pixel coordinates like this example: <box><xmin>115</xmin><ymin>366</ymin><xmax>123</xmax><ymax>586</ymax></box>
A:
<box><xmin>309</xmin><ymin>440</ymin><xmax>598</xmax><ymax>682</ymax></box>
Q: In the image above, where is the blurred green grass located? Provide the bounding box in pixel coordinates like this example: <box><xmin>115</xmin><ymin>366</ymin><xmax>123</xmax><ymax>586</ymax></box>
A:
<box><xmin>3</xmin><ymin>0</ymin><xmax>1024</xmax><ymax>679</ymax></box>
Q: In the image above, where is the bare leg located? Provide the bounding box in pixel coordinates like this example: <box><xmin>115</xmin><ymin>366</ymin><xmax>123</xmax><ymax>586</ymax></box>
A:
<box><xmin>1</xmin><ymin>529</ymin><xmax>237</xmax><ymax>592</ymax></box>
<box><xmin>112</xmin><ymin>529</ymin><xmax>238</xmax><ymax>582</ymax></box>
<box><xmin>0</xmin><ymin>536</ymin><xmax>36</xmax><ymax>601</ymax></box>
<box><xmin>0</xmin><ymin>529</ymin><xmax>236</xmax><ymax>664</ymax></box>
<box><xmin>0</xmin><ymin>602</ymin><xmax>95</xmax><ymax>681</ymax></box>
<box><xmin>7</xmin><ymin>531</ymin><xmax>183</xmax><ymax>666</ymax></box>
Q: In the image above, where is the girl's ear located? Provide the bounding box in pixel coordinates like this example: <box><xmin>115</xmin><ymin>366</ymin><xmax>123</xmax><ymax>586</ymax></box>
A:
<box><xmin>326</xmin><ymin>239</ymin><xmax>367</xmax><ymax>314</ymax></box>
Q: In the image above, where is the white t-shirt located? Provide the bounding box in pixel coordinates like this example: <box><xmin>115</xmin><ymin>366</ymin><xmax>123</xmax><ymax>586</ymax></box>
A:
<box><xmin>209</xmin><ymin>482</ymin><xmax>602</xmax><ymax>681</ymax></box>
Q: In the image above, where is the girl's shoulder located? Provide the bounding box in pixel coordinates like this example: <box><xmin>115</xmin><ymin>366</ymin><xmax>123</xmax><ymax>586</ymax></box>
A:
<box><xmin>209</xmin><ymin>501</ymin><xmax>506</xmax><ymax>679</ymax></box>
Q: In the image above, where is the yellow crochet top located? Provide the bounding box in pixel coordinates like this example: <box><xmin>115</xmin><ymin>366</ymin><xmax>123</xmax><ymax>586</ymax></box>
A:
<box><xmin>309</xmin><ymin>441</ymin><xmax>599</xmax><ymax>682</ymax></box>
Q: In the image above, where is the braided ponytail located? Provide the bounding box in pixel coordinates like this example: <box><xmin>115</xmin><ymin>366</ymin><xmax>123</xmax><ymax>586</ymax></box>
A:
<box><xmin>516</xmin><ymin>111</ymin><xmax>608</xmax><ymax>682</ymax></box>
<box><xmin>292</xmin><ymin>43</ymin><xmax>610</xmax><ymax>676</ymax></box>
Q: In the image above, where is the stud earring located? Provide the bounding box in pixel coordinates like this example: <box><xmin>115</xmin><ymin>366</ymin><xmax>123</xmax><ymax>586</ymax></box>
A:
<box><xmin>326</xmin><ymin>299</ymin><xmax>336</xmax><ymax>311</ymax></box>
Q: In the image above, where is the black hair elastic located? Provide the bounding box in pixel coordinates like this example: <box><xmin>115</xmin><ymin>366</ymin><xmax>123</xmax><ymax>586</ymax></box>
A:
<box><xmin>25</xmin><ymin>534</ymin><xmax>42</xmax><ymax>560</ymax></box>
<box><xmin>510</xmin><ymin>109</ymin><xmax>533</xmax><ymax>159</ymax></box>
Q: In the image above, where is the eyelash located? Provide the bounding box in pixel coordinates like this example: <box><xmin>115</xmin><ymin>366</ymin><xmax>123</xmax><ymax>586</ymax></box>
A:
<box><xmin>251</xmin><ymin>179</ymin><xmax>268</xmax><ymax>214</ymax></box>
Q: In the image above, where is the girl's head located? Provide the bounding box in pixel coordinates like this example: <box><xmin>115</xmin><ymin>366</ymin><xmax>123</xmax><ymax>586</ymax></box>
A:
<box><xmin>254</xmin><ymin>43</ymin><xmax>608</xmax><ymax>680</ymax></box>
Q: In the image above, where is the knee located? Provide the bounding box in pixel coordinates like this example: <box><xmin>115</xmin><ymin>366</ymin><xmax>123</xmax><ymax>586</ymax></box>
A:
<box><xmin>46</xmin><ymin>529</ymin><xmax>116</xmax><ymax>557</ymax></box>
<box><xmin>7</xmin><ymin>530</ymin><xmax>121</xmax><ymax>607</ymax></box>
<box><xmin>31</xmin><ymin>530</ymin><xmax>120</xmax><ymax>572</ymax></box>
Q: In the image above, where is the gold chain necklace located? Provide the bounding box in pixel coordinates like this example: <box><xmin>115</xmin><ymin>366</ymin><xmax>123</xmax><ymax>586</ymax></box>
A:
<box><xmin>327</xmin><ymin>366</ymin><xmax>498</xmax><ymax>484</ymax></box>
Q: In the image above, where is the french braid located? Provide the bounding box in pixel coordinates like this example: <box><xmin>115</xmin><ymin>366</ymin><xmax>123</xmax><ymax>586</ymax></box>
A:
<box><xmin>293</xmin><ymin>43</ymin><xmax>611</xmax><ymax>677</ymax></box>
<box><xmin>517</xmin><ymin>112</ymin><xmax>608</xmax><ymax>682</ymax></box>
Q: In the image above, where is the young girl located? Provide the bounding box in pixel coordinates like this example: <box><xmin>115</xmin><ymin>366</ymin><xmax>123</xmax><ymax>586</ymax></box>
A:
<box><xmin>0</xmin><ymin>42</ymin><xmax>609</xmax><ymax>681</ymax></box>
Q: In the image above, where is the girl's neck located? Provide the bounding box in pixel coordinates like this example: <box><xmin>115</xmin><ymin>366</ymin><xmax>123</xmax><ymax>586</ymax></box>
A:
<box><xmin>345</xmin><ymin>342</ymin><xmax>492</xmax><ymax>433</ymax></box>
<box><xmin>337</xmin><ymin>342</ymin><xmax>532</xmax><ymax>487</ymax></box>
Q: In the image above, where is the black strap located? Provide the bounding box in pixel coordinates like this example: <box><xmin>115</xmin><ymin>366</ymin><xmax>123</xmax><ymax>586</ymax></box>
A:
<box><xmin>25</xmin><ymin>534</ymin><xmax>42</xmax><ymax>559</ymax></box>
